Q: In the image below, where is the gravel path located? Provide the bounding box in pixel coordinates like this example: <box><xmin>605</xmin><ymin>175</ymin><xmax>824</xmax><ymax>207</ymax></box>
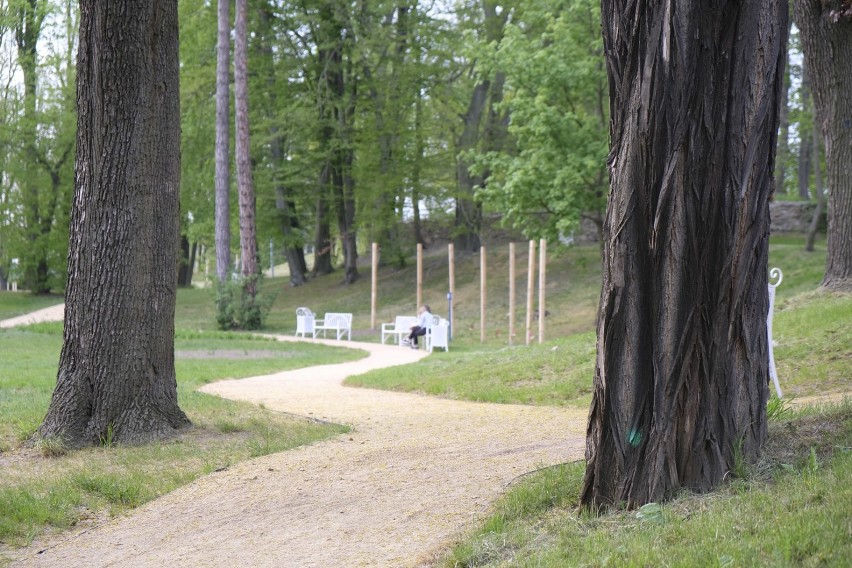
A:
<box><xmin>4</xmin><ymin>307</ymin><xmax>588</xmax><ymax>568</ymax></box>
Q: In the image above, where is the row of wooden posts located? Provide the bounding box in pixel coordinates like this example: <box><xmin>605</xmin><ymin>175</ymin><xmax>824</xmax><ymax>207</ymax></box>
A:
<box><xmin>369</xmin><ymin>240</ymin><xmax>548</xmax><ymax>345</ymax></box>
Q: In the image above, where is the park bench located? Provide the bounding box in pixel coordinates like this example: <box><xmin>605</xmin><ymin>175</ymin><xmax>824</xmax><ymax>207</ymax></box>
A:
<box><xmin>381</xmin><ymin>315</ymin><xmax>418</xmax><ymax>346</ymax></box>
<box><xmin>295</xmin><ymin>307</ymin><xmax>315</xmax><ymax>338</ymax></box>
<box><xmin>313</xmin><ymin>312</ymin><xmax>353</xmax><ymax>341</ymax></box>
<box><xmin>425</xmin><ymin>316</ymin><xmax>450</xmax><ymax>353</ymax></box>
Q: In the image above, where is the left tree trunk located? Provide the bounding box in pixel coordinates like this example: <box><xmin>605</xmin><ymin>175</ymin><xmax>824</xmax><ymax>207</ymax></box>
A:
<box><xmin>582</xmin><ymin>0</ymin><xmax>787</xmax><ymax>509</ymax></box>
<box><xmin>795</xmin><ymin>0</ymin><xmax>852</xmax><ymax>291</ymax></box>
<box><xmin>39</xmin><ymin>0</ymin><xmax>190</xmax><ymax>447</ymax></box>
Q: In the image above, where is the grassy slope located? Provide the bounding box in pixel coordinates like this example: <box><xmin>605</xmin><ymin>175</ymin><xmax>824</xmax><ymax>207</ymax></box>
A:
<box><xmin>348</xmin><ymin>234</ymin><xmax>850</xmax><ymax>404</ymax></box>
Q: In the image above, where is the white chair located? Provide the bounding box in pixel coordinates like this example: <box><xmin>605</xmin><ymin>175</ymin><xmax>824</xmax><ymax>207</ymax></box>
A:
<box><xmin>426</xmin><ymin>316</ymin><xmax>449</xmax><ymax>352</ymax></box>
<box><xmin>295</xmin><ymin>307</ymin><xmax>315</xmax><ymax>338</ymax></box>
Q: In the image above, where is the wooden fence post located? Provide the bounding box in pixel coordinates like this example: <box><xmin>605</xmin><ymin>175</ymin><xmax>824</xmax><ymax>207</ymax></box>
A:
<box><xmin>371</xmin><ymin>242</ymin><xmax>378</xmax><ymax>329</ymax></box>
<box><xmin>538</xmin><ymin>239</ymin><xmax>546</xmax><ymax>344</ymax></box>
<box><xmin>525</xmin><ymin>240</ymin><xmax>536</xmax><ymax>345</ymax></box>
<box><xmin>509</xmin><ymin>242</ymin><xmax>515</xmax><ymax>345</ymax></box>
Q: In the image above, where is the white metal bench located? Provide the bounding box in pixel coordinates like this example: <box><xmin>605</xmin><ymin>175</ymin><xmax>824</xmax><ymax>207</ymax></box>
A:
<box><xmin>313</xmin><ymin>312</ymin><xmax>353</xmax><ymax>340</ymax></box>
<box><xmin>426</xmin><ymin>316</ymin><xmax>449</xmax><ymax>352</ymax></box>
<box><xmin>295</xmin><ymin>307</ymin><xmax>315</xmax><ymax>338</ymax></box>
<box><xmin>382</xmin><ymin>315</ymin><xmax>418</xmax><ymax>346</ymax></box>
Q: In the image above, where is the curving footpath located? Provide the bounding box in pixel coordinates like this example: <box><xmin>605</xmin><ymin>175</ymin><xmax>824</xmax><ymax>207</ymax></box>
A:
<box><xmin>4</xmin><ymin>306</ymin><xmax>588</xmax><ymax>568</ymax></box>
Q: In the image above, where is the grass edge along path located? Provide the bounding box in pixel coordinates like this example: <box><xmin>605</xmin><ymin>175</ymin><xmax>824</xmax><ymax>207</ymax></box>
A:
<box><xmin>438</xmin><ymin>400</ymin><xmax>852</xmax><ymax>568</ymax></box>
<box><xmin>0</xmin><ymin>323</ymin><xmax>367</xmax><ymax>555</ymax></box>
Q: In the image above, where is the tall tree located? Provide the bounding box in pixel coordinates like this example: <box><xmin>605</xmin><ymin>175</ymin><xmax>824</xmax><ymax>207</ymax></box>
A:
<box><xmin>39</xmin><ymin>0</ymin><xmax>190</xmax><ymax>447</ymax></box>
<box><xmin>214</xmin><ymin>0</ymin><xmax>231</xmax><ymax>283</ymax></box>
<box><xmin>795</xmin><ymin>0</ymin><xmax>852</xmax><ymax>290</ymax></box>
<box><xmin>234</xmin><ymin>0</ymin><xmax>258</xmax><ymax>287</ymax></box>
<box><xmin>453</xmin><ymin>1</ymin><xmax>512</xmax><ymax>253</ymax></box>
<box><xmin>582</xmin><ymin>0</ymin><xmax>787</xmax><ymax>509</ymax></box>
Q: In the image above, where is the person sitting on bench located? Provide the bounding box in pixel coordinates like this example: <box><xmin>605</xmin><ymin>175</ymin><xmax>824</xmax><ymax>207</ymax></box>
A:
<box><xmin>405</xmin><ymin>305</ymin><xmax>432</xmax><ymax>350</ymax></box>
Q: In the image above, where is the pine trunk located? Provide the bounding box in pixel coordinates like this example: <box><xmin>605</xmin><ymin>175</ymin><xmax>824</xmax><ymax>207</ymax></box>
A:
<box><xmin>39</xmin><ymin>0</ymin><xmax>190</xmax><ymax>447</ymax></box>
<box><xmin>214</xmin><ymin>0</ymin><xmax>231</xmax><ymax>282</ymax></box>
<box><xmin>582</xmin><ymin>0</ymin><xmax>787</xmax><ymax>509</ymax></box>
<box><xmin>234</xmin><ymin>0</ymin><xmax>258</xmax><ymax>289</ymax></box>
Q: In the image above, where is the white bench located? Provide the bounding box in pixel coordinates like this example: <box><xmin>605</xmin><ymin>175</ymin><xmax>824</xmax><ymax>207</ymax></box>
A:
<box><xmin>295</xmin><ymin>307</ymin><xmax>315</xmax><ymax>338</ymax></box>
<box><xmin>313</xmin><ymin>312</ymin><xmax>353</xmax><ymax>340</ymax></box>
<box><xmin>382</xmin><ymin>315</ymin><xmax>418</xmax><ymax>346</ymax></box>
<box><xmin>426</xmin><ymin>316</ymin><xmax>449</xmax><ymax>352</ymax></box>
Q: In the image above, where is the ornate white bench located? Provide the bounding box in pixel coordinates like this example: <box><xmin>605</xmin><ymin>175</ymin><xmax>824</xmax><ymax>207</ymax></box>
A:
<box><xmin>313</xmin><ymin>312</ymin><xmax>353</xmax><ymax>340</ymax></box>
<box><xmin>295</xmin><ymin>307</ymin><xmax>315</xmax><ymax>338</ymax></box>
<box><xmin>426</xmin><ymin>316</ymin><xmax>450</xmax><ymax>352</ymax></box>
<box><xmin>382</xmin><ymin>315</ymin><xmax>418</xmax><ymax>346</ymax></box>
<box><xmin>767</xmin><ymin>268</ymin><xmax>783</xmax><ymax>398</ymax></box>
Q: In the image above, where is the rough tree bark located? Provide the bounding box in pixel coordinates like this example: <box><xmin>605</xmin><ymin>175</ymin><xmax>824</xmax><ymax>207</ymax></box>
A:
<box><xmin>582</xmin><ymin>0</ymin><xmax>787</xmax><ymax>509</ymax></box>
<box><xmin>214</xmin><ymin>0</ymin><xmax>231</xmax><ymax>283</ymax></box>
<box><xmin>39</xmin><ymin>0</ymin><xmax>190</xmax><ymax>447</ymax></box>
<box><xmin>795</xmin><ymin>0</ymin><xmax>852</xmax><ymax>290</ymax></box>
<box><xmin>234</xmin><ymin>0</ymin><xmax>258</xmax><ymax>288</ymax></box>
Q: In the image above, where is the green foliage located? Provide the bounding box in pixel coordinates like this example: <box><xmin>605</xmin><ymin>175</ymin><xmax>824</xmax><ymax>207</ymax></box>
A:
<box><xmin>473</xmin><ymin>0</ymin><xmax>608</xmax><ymax>242</ymax></box>
<box><xmin>214</xmin><ymin>276</ymin><xmax>274</xmax><ymax>331</ymax></box>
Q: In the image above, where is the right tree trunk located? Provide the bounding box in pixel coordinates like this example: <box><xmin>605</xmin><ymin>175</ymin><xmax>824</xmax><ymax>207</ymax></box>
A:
<box><xmin>582</xmin><ymin>0</ymin><xmax>787</xmax><ymax>509</ymax></box>
<box><xmin>214</xmin><ymin>0</ymin><xmax>231</xmax><ymax>283</ymax></box>
<box><xmin>795</xmin><ymin>0</ymin><xmax>852</xmax><ymax>291</ymax></box>
<box><xmin>234</xmin><ymin>0</ymin><xmax>258</xmax><ymax>290</ymax></box>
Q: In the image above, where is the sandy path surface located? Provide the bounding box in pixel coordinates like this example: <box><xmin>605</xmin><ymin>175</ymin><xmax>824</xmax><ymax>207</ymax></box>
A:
<box><xmin>3</xmin><ymin>307</ymin><xmax>589</xmax><ymax>568</ymax></box>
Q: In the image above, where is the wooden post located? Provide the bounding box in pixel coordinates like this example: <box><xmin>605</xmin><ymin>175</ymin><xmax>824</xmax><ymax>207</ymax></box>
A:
<box><xmin>371</xmin><ymin>242</ymin><xmax>378</xmax><ymax>329</ymax></box>
<box><xmin>416</xmin><ymin>243</ymin><xmax>423</xmax><ymax>312</ymax></box>
<box><xmin>448</xmin><ymin>243</ymin><xmax>455</xmax><ymax>337</ymax></box>
<box><xmin>509</xmin><ymin>242</ymin><xmax>516</xmax><ymax>346</ymax></box>
<box><xmin>538</xmin><ymin>239</ymin><xmax>547</xmax><ymax>344</ymax></box>
<box><xmin>480</xmin><ymin>246</ymin><xmax>487</xmax><ymax>343</ymax></box>
<box><xmin>525</xmin><ymin>240</ymin><xmax>536</xmax><ymax>345</ymax></box>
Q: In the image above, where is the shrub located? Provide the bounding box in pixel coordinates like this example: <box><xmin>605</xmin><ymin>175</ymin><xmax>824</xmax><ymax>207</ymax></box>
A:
<box><xmin>214</xmin><ymin>275</ymin><xmax>273</xmax><ymax>331</ymax></box>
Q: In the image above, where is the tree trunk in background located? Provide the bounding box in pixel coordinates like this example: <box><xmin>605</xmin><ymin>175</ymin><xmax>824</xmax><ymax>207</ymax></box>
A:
<box><xmin>797</xmin><ymin>64</ymin><xmax>812</xmax><ymax>200</ymax></box>
<box><xmin>234</xmin><ymin>0</ymin><xmax>258</xmax><ymax>291</ymax></box>
<box><xmin>582</xmin><ymin>0</ymin><xmax>787</xmax><ymax>509</ymax></box>
<box><xmin>15</xmin><ymin>0</ymin><xmax>51</xmax><ymax>294</ymax></box>
<box><xmin>178</xmin><ymin>235</ymin><xmax>193</xmax><ymax>287</ymax></box>
<box><xmin>454</xmin><ymin>79</ymin><xmax>489</xmax><ymax>252</ymax></box>
<box><xmin>214</xmin><ymin>0</ymin><xmax>231</xmax><ymax>282</ymax></box>
<box><xmin>258</xmin><ymin>5</ymin><xmax>307</xmax><ymax>287</ymax></box>
<box><xmin>774</xmin><ymin>16</ymin><xmax>792</xmax><ymax>196</ymax></box>
<box><xmin>805</xmin><ymin>121</ymin><xmax>824</xmax><ymax>252</ymax></box>
<box><xmin>313</xmin><ymin>183</ymin><xmax>334</xmax><ymax>275</ymax></box>
<box><xmin>39</xmin><ymin>0</ymin><xmax>190</xmax><ymax>447</ymax></box>
<box><xmin>795</xmin><ymin>0</ymin><xmax>852</xmax><ymax>291</ymax></box>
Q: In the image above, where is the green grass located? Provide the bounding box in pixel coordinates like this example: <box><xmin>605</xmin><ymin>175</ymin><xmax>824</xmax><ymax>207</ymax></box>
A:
<box><xmin>0</xmin><ymin>322</ymin><xmax>365</xmax><ymax>549</ymax></box>
<box><xmin>0</xmin><ymin>293</ymin><xmax>63</xmax><ymax>320</ymax></box>
<box><xmin>440</xmin><ymin>403</ymin><xmax>852</xmax><ymax>568</ymax></box>
<box><xmin>347</xmin><ymin>332</ymin><xmax>597</xmax><ymax>406</ymax></box>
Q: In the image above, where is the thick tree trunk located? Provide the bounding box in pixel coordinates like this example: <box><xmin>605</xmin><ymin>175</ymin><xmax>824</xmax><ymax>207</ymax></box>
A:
<box><xmin>214</xmin><ymin>0</ymin><xmax>231</xmax><ymax>283</ymax></box>
<box><xmin>795</xmin><ymin>0</ymin><xmax>852</xmax><ymax>291</ymax></box>
<box><xmin>234</xmin><ymin>0</ymin><xmax>258</xmax><ymax>291</ymax></box>
<box><xmin>39</xmin><ymin>0</ymin><xmax>190</xmax><ymax>447</ymax></box>
<box><xmin>582</xmin><ymin>0</ymin><xmax>787</xmax><ymax>509</ymax></box>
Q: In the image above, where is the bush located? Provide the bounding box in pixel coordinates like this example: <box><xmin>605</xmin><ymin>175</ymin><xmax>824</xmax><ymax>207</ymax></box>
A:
<box><xmin>214</xmin><ymin>275</ymin><xmax>273</xmax><ymax>331</ymax></box>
